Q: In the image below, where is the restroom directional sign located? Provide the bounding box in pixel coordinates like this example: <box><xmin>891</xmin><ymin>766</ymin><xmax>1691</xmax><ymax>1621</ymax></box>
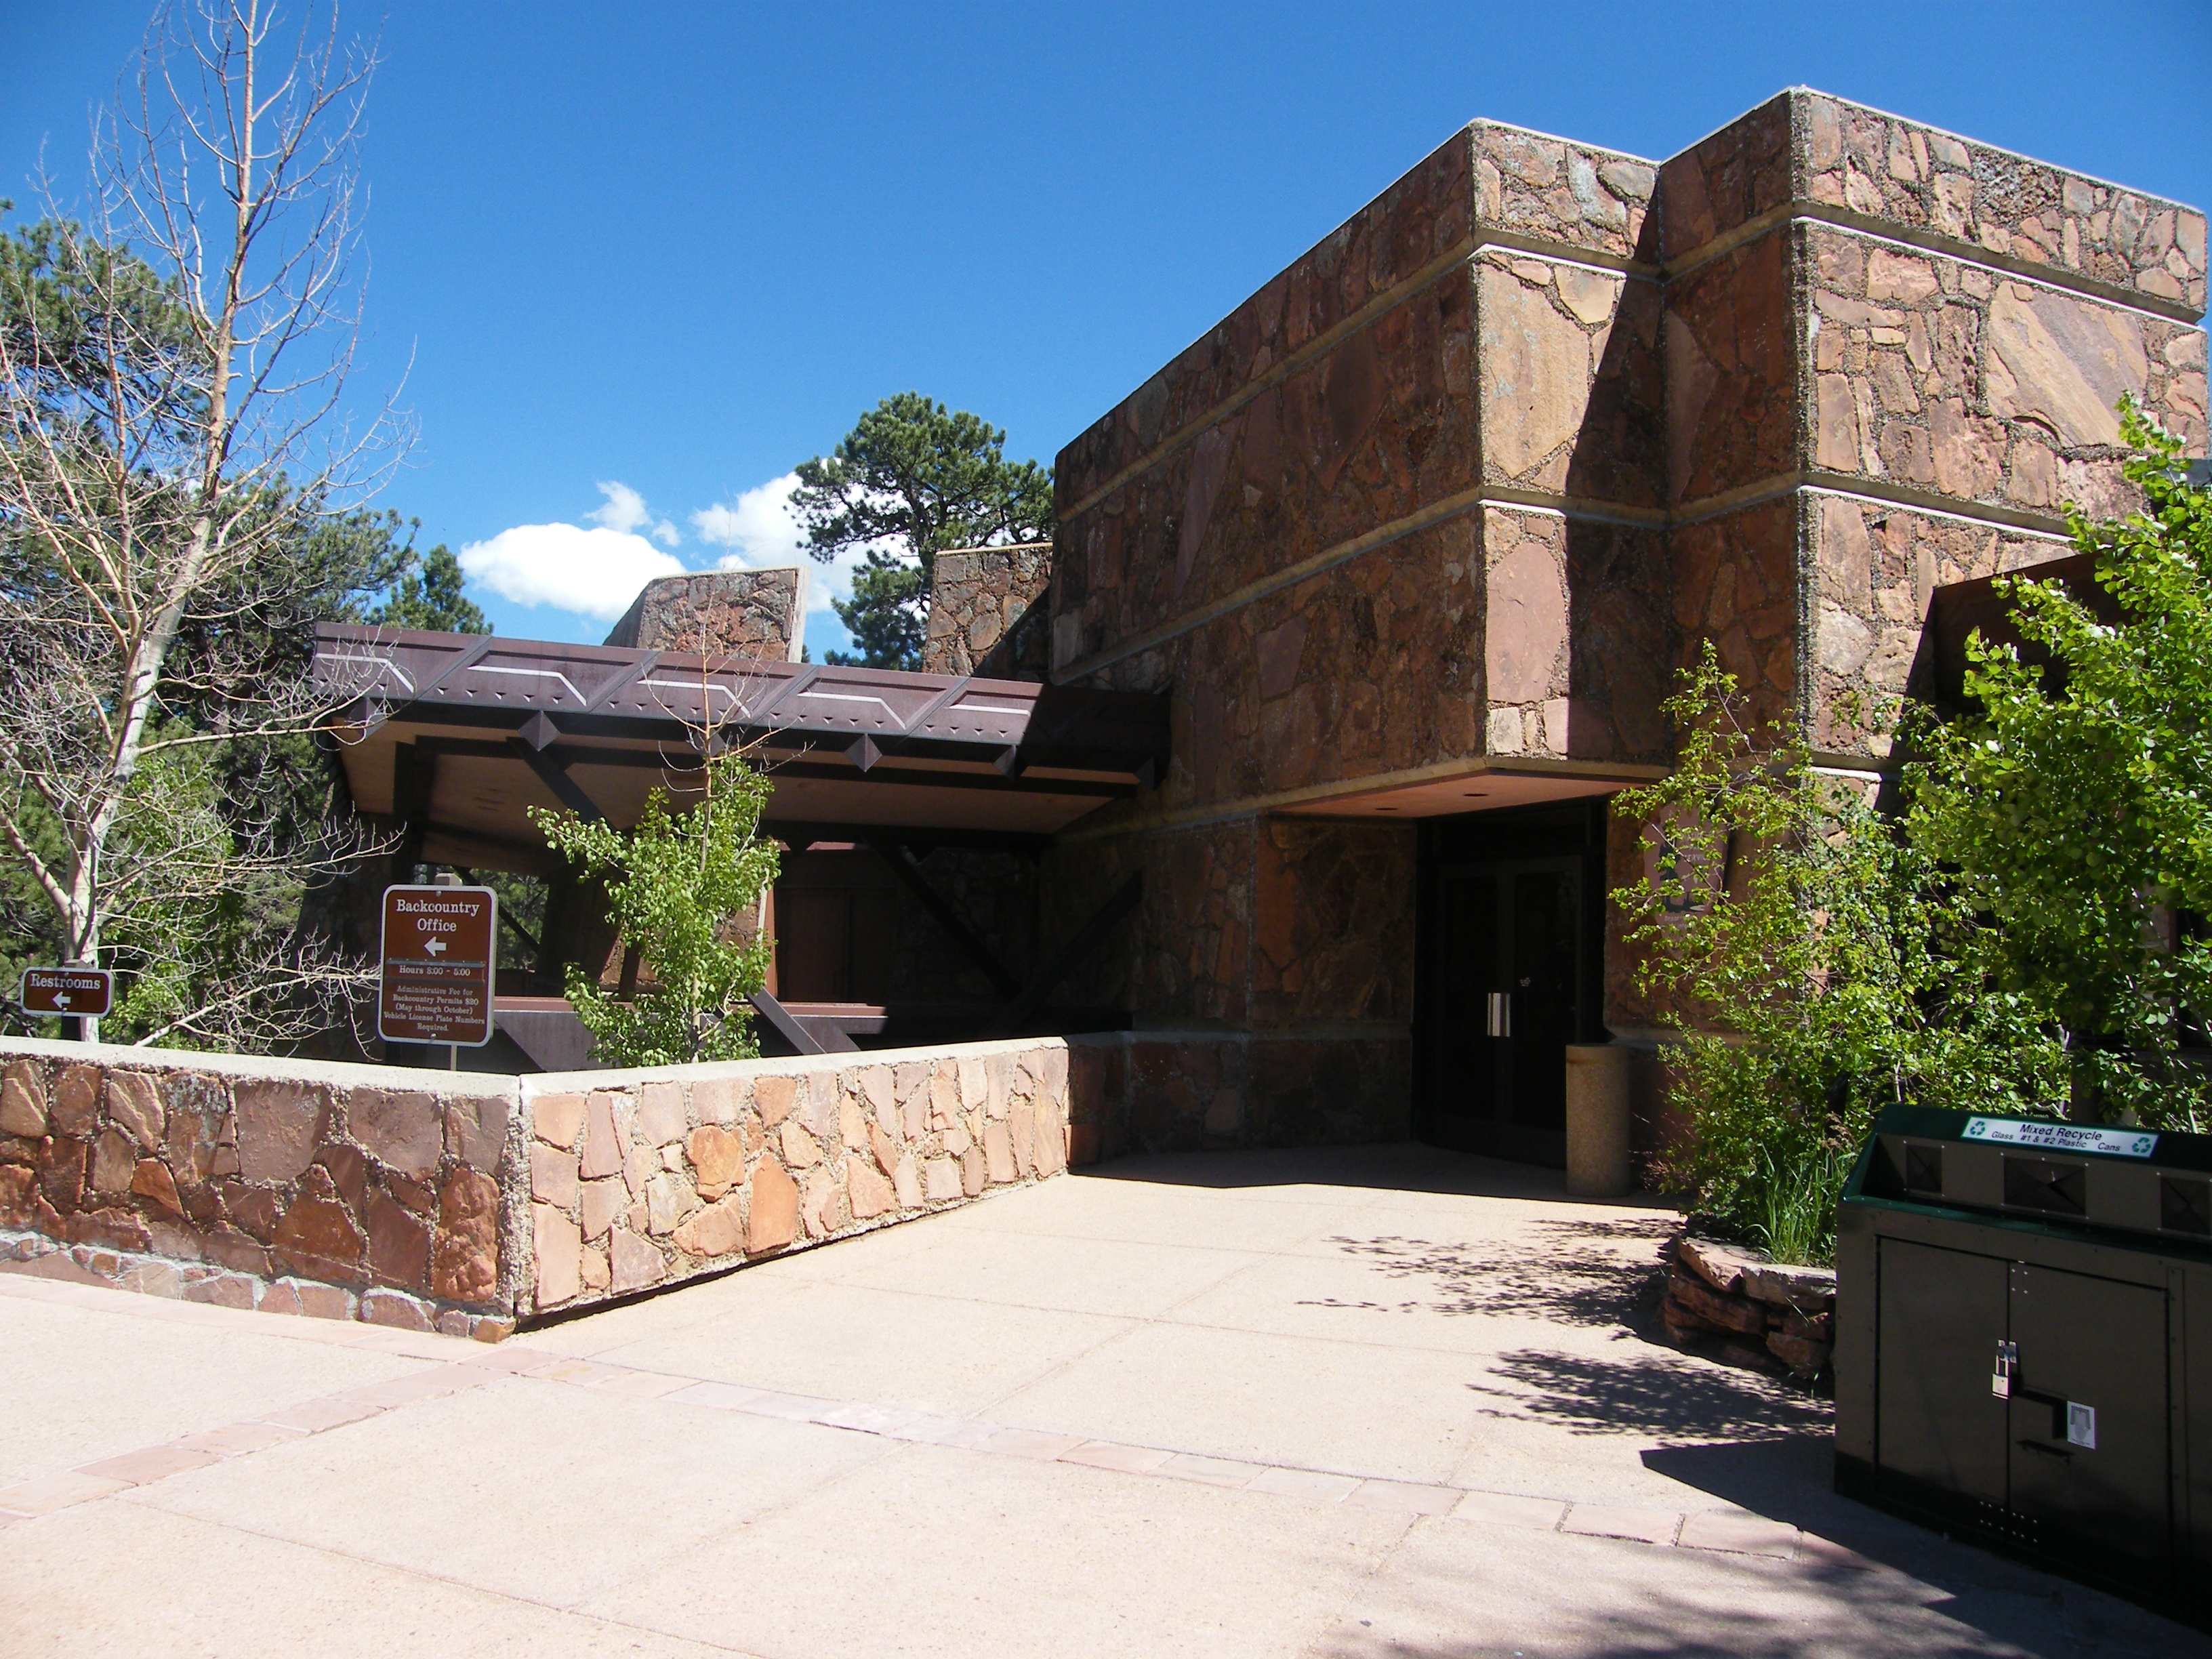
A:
<box><xmin>379</xmin><ymin>884</ymin><xmax>498</xmax><ymax>1046</ymax></box>
<box><xmin>20</xmin><ymin>966</ymin><xmax>112</xmax><ymax>1018</ymax></box>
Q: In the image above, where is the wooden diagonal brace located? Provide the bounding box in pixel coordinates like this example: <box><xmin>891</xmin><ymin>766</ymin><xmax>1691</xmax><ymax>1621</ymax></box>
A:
<box><xmin>985</xmin><ymin>872</ymin><xmax>1142</xmax><ymax>1040</ymax></box>
<box><xmin>865</xmin><ymin>837</ymin><xmax>1023</xmax><ymax>1000</ymax></box>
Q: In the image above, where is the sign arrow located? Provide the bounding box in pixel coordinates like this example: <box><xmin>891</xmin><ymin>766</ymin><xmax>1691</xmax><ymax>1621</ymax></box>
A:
<box><xmin>54</xmin><ymin>994</ymin><xmax>70</xmax><ymax>1008</ymax></box>
<box><xmin>425</xmin><ymin>937</ymin><xmax>447</xmax><ymax>956</ymax></box>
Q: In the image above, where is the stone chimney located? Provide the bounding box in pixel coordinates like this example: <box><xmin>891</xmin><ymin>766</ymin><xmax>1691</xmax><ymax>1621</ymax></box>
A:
<box><xmin>603</xmin><ymin>567</ymin><xmax>808</xmax><ymax>661</ymax></box>
<box><xmin>922</xmin><ymin>543</ymin><xmax>1052</xmax><ymax>678</ymax></box>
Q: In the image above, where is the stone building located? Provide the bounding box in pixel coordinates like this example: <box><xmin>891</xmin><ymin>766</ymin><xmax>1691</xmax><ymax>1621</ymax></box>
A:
<box><xmin>1002</xmin><ymin>89</ymin><xmax>2208</xmax><ymax>1160</ymax></box>
<box><xmin>314</xmin><ymin>88</ymin><xmax>2205</xmax><ymax>1171</ymax></box>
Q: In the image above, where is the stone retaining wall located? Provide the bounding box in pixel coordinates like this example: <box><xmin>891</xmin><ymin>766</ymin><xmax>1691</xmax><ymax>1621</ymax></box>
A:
<box><xmin>519</xmin><ymin>1039</ymin><xmax>1071</xmax><ymax>1317</ymax></box>
<box><xmin>0</xmin><ymin>1033</ymin><xmax>1092</xmax><ymax>1336</ymax></box>
<box><xmin>0</xmin><ymin>1040</ymin><xmax>520</xmax><ymax>1338</ymax></box>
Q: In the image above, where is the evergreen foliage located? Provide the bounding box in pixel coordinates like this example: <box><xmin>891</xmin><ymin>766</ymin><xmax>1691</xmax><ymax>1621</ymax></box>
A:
<box><xmin>790</xmin><ymin>392</ymin><xmax>1052</xmax><ymax>669</ymax></box>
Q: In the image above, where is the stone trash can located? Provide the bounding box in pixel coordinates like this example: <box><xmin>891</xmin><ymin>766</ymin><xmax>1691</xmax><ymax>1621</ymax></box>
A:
<box><xmin>1563</xmin><ymin>1044</ymin><xmax>1633</xmax><ymax>1197</ymax></box>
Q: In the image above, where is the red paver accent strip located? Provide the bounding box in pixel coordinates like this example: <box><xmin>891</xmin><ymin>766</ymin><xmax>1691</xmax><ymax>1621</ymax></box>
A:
<box><xmin>0</xmin><ymin>1471</ymin><xmax>131</xmax><ymax>1516</ymax></box>
<box><xmin>171</xmin><ymin>1422</ymin><xmax>309</xmax><ymax>1457</ymax></box>
<box><xmin>583</xmin><ymin>1370</ymin><xmax>695</xmax><ymax>1399</ymax></box>
<box><xmin>814</xmin><ymin>1402</ymin><xmax>935</xmax><ymax>1435</ymax></box>
<box><xmin>523</xmin><ymin>1357</ymin><xmax>630</xmax><ymax>1385</ymax></box>
<box><xmin>1159</xmin><ymin>1453</ymin><xmax>1267</xmax><ymax>1488</ymax></box>
<box><xmin>882</xmin><ymin>1414</ymin><xmax>1000</xmax><ymax>1448</ymax></box>
<box><xmin>1560</xmin><ymin>1504</ymin><xmax>1683</xmax><ymax>1545</ymax></box>
<box><xmin>333</xmin><ymin>1364</ymin><xmax>493</xmax><ymax>1410</ymax></box>
<box><xmin>1450</xmin><ymin>1490</ymin><xmax>1570</xmax><ymax>1530</ymax></box>
<box><xmin>977</xmin><ymin>1429</ymin><xmax>1088</xmax><ymax>1461</ymax></box>
<box><xmin>661</xmin><ymin>1380</ymin><xmax>766</xmax><ymax>1412</ymax></box>
<box><xmin>1059</xmin><ymin>1441</ymin><xmax>1176</xmax><ymax>1475</ymax></box>
<box><xmin>260</xmin><ymin>1397</ymin><xmax>385</xmax><ymax>1433</ymax></box>
<box><xmin>735</xmin><ymin>1391</ymin><xmax>844</xmax><ymax>1423</ymax></box>
<box><xmin>1246</xmin><ymin>1467</ymin><xmax>1361</xmax><ymax>1504</ymax></box>
<box><xmin>1677</xmin><ymin>1511</ymin><xmax>1801</xmax><ymax>1559</ymax></box>
<box><xmin>461</xmin><ymin>1345</ymin><xmax>567</xmax><ymax>1374</ymax></box>
<box><xmin>1345</xmin><ymin>1479</ymin><xmax>1460</xmax><ymax>1515</ymax></box>
<box><xmin>75</xmin><ymin>1446</ymin><xmax>222</xmax><ymax>1485</ymax></box>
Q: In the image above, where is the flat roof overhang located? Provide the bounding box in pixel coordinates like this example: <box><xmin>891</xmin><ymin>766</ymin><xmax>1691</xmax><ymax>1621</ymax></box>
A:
<box><xmin>313</xmin><ymin>624</ymin><xmax>1171</xmax><ymax>864</ymax></box>
<box><xmin>1269</xmin><ymin>758</ymin><xmax>1668</xmax><ymax>821</ymax></box>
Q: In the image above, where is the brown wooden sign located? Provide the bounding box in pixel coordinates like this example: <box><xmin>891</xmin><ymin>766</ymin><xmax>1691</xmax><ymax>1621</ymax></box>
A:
<box><xmin>20</xmin><ymin>966</ymin><xmax>112</xmax><ymax>1018</ymax></box>
<box><xmin>378</xmin><ymin>884</ymin><xmax>498</xmax><ymax>1047</ymax></box>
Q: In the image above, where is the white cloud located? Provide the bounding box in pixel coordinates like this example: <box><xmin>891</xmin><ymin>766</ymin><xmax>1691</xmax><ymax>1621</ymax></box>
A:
<box><xmin>590</xmin><ymin>480</ymin><xmax>681</xmax><ymax>549</ymax></box>
<box><xmin>457</xmin><ymin>523</ymin><xmax>684</xmax><ymax>621</ymax></box>
<box><xmin>688</xmin><ymin>472</ymin><xmax>869</xmax><ymax>617</ymax></box>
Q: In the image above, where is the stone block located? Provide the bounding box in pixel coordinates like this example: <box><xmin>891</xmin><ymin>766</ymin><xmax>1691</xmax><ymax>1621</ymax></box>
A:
<box><xmin>579</xmin><ymin>1176</ymin><xmax>625</xmax><ymax>1243</ymax></box>
<box><xmin>893</xmin><ymin>1155</ymin><xmax>923</xmax><ymax>1210</ymax></box>
<box><xmin>673</xmin><ymin>1194</ymin><xmax>744</xmax><ymax>1258</ymax></box>
<box><xmin>530</xmin><ymin>1144</ymin><xmax>579</xmax><ymax>1209</ymax></box>
<box><xmin>960</xmin><ymin>1146</ymin><xmax>986</xmax><ymax>1196</ymax></box>
<box><xmin>579</xmin><ymin>1245</ymin><xmax>611</xmax><ymax>1290</ymax></box>
<box><xmin>637</xmin><ymin>1080</ymin><xmax>687</xmax><ymax>1147</ymax></box>
<box><xmin>609</xmin><ymin>1228</ymin><xmax>664</xmax><ymax>1292</ymax></box>
<box><xmin>860</xmin><ymin>1066</ymin><xmax>895</xmax><ymax>1131</ymax></box>
<box><xmin>868</xmin><ymin>1122</ymin><xmax>900</xmax><ymax>1180</ymax></box>
<box><xmin>143</xmin><ymin>1216</ymin><xmax>203</xmax><ymax>1261</ymax></box>
<box><xmin>845</xmin><ymin>1154</ymin><xmax>895</xmax><ymax>1220</ymax></box>
<box><xmin>644</xmin><ymin>1171</ymin><xmax>698</xmax><ymax>1236</ymax></box>
<box><xmin>924</xmin><ymin>1157</ymin><xmax>962</xmax><ymax>1203</ymax></box>
<box><xmin>579</xmin><ymin>1092</ymin><xmax>625</xmax><ymax>1180</ymax></box>
<box><xmin>432</xmin><ymin>1166</ymin><xmax>499</xmax><ymax>1304</ymax></box>
<box><xmin>533</xmin><ymin>1093</ymin><xmax>586</xmax><ymax>1149</ymax></box>
<box><xmin>129</xmin><ymin>1158</ymin><xmax>184</xmax><ymax>1217</ymax></box>
<box><xmin>201</xmin><ymin>1224</ymin><xmax>272</xmax><ymax>1276</ymax></box>
<box><xmin>0</xmin><ymin>1061</ymin><xmax>46</xmax><ymax>1137</ymax></box>
<box><xmin>0</xmin><ymin>1164</ymin><xmax>39</xmax><ymax>1228</ymax></box>
<box><xmin>779</xmin><ymin>1119</ymin><xmax>821</xmax><ymax>1168</ymax></box>
<box><xmin>445</xmin><ymin>1094</ymin><xmax>511</xmax><ymax>1171</ymax></box>
<box><xmin>958</xmin><ymin>1056</ymin><xmax>988</xmax><ymax>1111</ymax></box>
<box><xmin>49</xmin><ymin>1065</ymin><xmax>100</xmax><ymax>1137</ymax></box>
<box><xmin>1666</xmin><ymin>1266</ymin><xmax>1765</xmax><ymax>1334</ymax></box>
<box><xmin>118</xmin><ymin>1259</ymin><xmax>183</xmax><ymax>1298</ymax></box>
<box><xmin>182</xmin><ymin>1273</ymin><xmax>255</xmax><ymax>1309</ymax></box>
<box><xmin>350</xmin><ymin>1088</ymin><xmax>442</xmax><ymax>1176</ymax></box>
<box><xmin>318</xmin><ymin>1143</ymin><xmax>369</xmax><ymax>1217</ymax></box>
<box><xmin>273</xmin><ymin>1277</ymin><xmax>353</xmax><ymax>1320</ymax></box>
<box><xmin>274</xmin><ymin>1183</ymin><xmax>366</xmax><ymax>1284</ymax></box>
<box><xmin>983</xmin><ymin>1122</ymin><xmax>1015</xmax><ymax>1185</ymax></box>
<box><xmin>1767</xmin><ymin>1330</ymin><xmax>1832</xmax><ymax>1374</ymax></box>
<box><xmin>89</xmin><ymin>1129</ymin><xmax>136</xmax><ymax>1195</ymax></box>
<box><xmin>747</xmin><ymin>1159</ymin><xmax>800</xmax><ymax>1254</ymax></box>
<box><xmin>1677</xmin><ymin>1236</ymin><xmax>1758</xmax><ymax>1294</ymax></box>
<box><xmin>367</xmin><ymin>1192</ymin><xmax>432</xmax><ymax>1291</ymax></box>
<box><xmin>163</xmin><ymin>1097</ymin><xmax>223</xmax><ymax>1186</ymax></box>
<box><xmin>801</xmin><ymin>1171</ymin><xmax>841</xmax><ymax>1239</ymax></box>
<box><xmin>753</xmin><ymin>1075</ymin><xmax>796</xmax><ymax>1128</ymax></box>
<box><xmin>796</xmin><ymin>1071</ymin><xmax>838</xmax><ymax>1140</ymax></box>
<box><xmin>928</xmin><ymin>1069</ymin><xmax>958</xmax><ymax>1129</ymax></box>
<box><xmin>838</xmin><ymin>1095</ymin><xmax>868</xmax><ymax>1153</ymax></box>
<box><xmin>692</xmin><ymin>1077</ymin><xmax>742</xmax><ymax>1126</ymax></box>
<box><xmin>361</xmin><ymin>1288</ymin><xmax>433</xmax><ymax>1331</ymax></box>
<box><xmin>686</xmin><ymin>1125</ymin><xmax>743</xmax><ymax>1197</ymax></box>
<box><xmin>622</xmin><ymin>1140</ymin><xmax>653</xmax><ymax>1198</ymax></box>
<box><xmin>230</xmin><ymin>1079</ymin><xmax>322</xmax><ymax>1184</ymax></box>
<box><xmin>104</xmin><ymin>1070</ymin><xmax>165</xmax><ymax>1148</ymax></box>
<box><xmin>533</xmin><ymin>1202</ymin><xmax>582</xmax><ymax>1309</ymax></box>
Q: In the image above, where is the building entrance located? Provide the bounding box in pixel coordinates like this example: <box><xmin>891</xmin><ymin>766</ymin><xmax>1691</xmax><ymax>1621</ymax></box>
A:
<box><xmin>1415</xmin><ymin>803</ymin><xmax>1607</xmax><ymax>1166</ymax></box>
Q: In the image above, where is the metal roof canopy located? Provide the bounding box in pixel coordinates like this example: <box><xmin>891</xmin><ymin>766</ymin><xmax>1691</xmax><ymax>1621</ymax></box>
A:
<box><xmin>313</xmin><ymin>624</ymin><xmax>1170</xmax><ymax>866</ymax></box>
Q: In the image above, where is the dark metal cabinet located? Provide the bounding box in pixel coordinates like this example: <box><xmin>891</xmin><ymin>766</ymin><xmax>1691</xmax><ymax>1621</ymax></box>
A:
<box><xmin>1837</xmin><ymin>1105</ymin><xmax>2212</xmax><ymax>1626</ymax></box>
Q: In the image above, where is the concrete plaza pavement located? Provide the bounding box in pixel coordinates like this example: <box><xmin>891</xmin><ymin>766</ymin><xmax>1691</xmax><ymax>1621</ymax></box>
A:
<box><xmin>1</xmin><ymin>1143</ymin><xmax>2200</xmax><ymax>1657</ymax></box>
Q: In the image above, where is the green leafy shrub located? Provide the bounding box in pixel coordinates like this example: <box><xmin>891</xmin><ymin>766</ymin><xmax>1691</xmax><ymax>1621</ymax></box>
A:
<box><xmin>532</xmin><ymin>750</ymin><xmax>779</xmax><ymax>1069</ymax></box>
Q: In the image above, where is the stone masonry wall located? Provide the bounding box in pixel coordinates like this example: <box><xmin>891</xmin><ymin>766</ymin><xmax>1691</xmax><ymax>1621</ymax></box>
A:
<box><xmin>520</xmin><ymin>1038</ymin><xmax>1073</xmax><ymax>1318</ymax></box>
<box><xmin>0</xmin><ymin>1040</ymin><xmax>520</xmax><ymax>1338</ymax></box>
<box><xmin>922</xmin><ymin>544</ymin><xmax>1052</xmax><ymax>678</ymax></box>
<box><xmin>602</xmin><ymin>567</ymin><xmax>807</xmax><ymax>661</ymax></box>
<box><xmin>1042</xmin><ymin>89</ymin><xmax>2207</xmax><ymax>1065</ymax></box>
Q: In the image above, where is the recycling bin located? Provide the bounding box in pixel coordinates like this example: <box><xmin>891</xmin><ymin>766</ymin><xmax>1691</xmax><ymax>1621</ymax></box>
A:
<box><xmin>1834</xmin><ymin>1104</ymin><xmax>2212</xmax><ymax>1626</ymax></box>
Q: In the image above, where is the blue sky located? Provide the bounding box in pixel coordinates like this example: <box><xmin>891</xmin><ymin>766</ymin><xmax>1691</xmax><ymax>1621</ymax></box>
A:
<box><xmin>4</xmin><ymin>2</ymin><xmax>2207</xmax><ymax>657</ymax></box>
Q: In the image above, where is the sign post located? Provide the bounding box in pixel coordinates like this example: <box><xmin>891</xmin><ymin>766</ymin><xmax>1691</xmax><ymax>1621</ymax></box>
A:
<box><xmin>377</xmin><ymin>884</ymin><xmax>498</xmax><ymax>1058</ymax></box>
<box><xmin>20</xmin><ymin>966</ymin><xmax>114</xmax><ymax>1042</ymax></box>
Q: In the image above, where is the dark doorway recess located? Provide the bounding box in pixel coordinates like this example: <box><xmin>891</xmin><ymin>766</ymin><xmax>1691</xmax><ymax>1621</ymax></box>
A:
<box><xmin>1415</xmin><ymin>800</ymin><xmax>1610</xmax><ymax>1166</ymax></box>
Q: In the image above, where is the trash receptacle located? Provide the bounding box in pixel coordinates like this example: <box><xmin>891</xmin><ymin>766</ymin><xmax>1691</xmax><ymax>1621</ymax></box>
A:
<box><xmin>1835</xmin><ymin>1104</ymin><xmax>2212</xmax><ymax>1626</ymax></box>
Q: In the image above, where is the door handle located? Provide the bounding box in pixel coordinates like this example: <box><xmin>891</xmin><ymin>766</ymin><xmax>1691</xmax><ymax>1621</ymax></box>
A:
<box><xmin>1990</xmin><ymin>1338</ymin><xmax>2018</xmax><ymax>1399</ymax></box>
<box><xmin>1486</xmin><ymin>992</ymin><xmax>1511</xmax><ymax>1038</ymax></box>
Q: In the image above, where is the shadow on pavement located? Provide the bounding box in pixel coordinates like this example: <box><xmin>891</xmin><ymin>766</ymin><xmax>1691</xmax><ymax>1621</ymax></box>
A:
<box><xmin>1300</xmin><ymin>1217</ymin><xmax>1675</xmax><ymax>1328</ymax></box>
<box><xmin>1080</xmin><ymin>1141</ymin><xmax>1682</xmax><ymax>1210</ymax></box>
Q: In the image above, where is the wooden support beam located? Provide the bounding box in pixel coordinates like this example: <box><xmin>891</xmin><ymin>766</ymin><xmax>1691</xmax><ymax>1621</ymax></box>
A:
<box><xmin>985</xmin><ymin>872</ymin><xmax>1142</xmax><ymax>1040</ymax></box>
<box><xmin>508</xmin><ymin>737</ymin><xmax>606</xmax><ymax>823</ymax></box>
<box><xmin>750</xmin><ymin>987</ymin><xmax>827</xmax><ymax>1055</ymax></box>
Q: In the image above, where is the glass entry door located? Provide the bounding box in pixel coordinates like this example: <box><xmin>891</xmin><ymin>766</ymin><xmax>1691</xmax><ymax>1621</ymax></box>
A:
<box><xmin>1422</xmin><ymin>855</ymin><xmax>1586</xmax><ymax>1164</ymax></box>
